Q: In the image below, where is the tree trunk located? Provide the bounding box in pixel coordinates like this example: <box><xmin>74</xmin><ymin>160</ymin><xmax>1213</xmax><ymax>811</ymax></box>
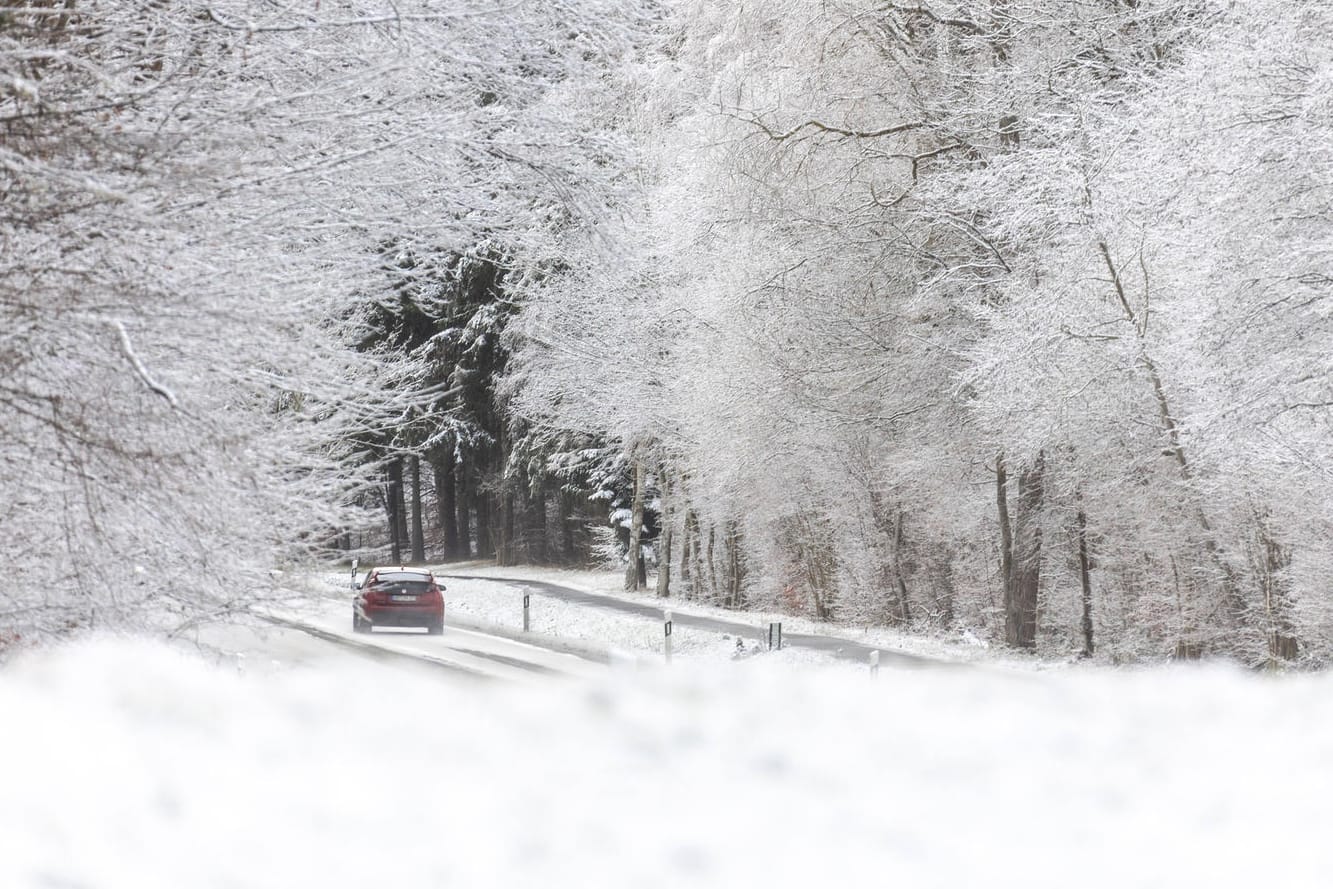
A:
<box><xmin>472</xmin><ymin>446</ymin><xmax>493</xmax><ymax>560</ymax></box>
<box><xmin>434</xmin><ymin>448</ymin><xmax>460</xmax><ymax>559</ymax></box>
<box><xmin>656</xmin><ymin>472</ymin><xmax>672</xmax><ymax>598</ymax></box>
<box><xmin>807</xmin><ymin>539</ymin><xmax>833</xmax><ymax>621</ymax></box>
<box><xmin>532</xmin><ymin>486</ymin><xmax>548</xmax><ymax>564</ymax></box>
<box><xmin>624</xmin><ymin>458</ymin><xmax>646</xmax><ymax>591</ymax></box>
<box><xmin>996</xmin><ymin>453</ymin><xmax>1014</xmax><ymax>641</ymax></box>
<box><xmin>394</xmin><ymin>458</ymin><xmax>410</xmax><ymax>561</ymax></box>
<box><xmin>1011</xmin><ymin>453</ymin><xmax>1045</xmax><ymax>650</ymax></box>
<box><xmin>868</xmin><ymin>487</ymin><xmax>911</xmax><ymax>624</ymax></box>
<box><xmin>690</xmin><ymin>514</ymin><xmax>707</xmax><ymax>601</ymax></box>
<box><xmin>386</xmin><ymin>458</ymin><xmax>405</xmax><ymax>564</ymax></box>
<box><xmin>495</xmin><ymin>427</ymin><xmax>514</xmax><ymax>565</ymax></box>
<box><xmin>1076</xmin><ymin>502</ymin><xmax>1095</xmax><ymax>658</ymax></box>
<box><xmin>891</xmin><ymin>509</ymin><xmax>912</xmax><ymax>624</ymax></box>
<box><xmin>383</xmin><ymin>484</ymin><xmax>399</xmax><ymax>565</ymax></box>
<box><xmin>1257</xmin><ymin>509</ymin><xmax>1299</xmax><ymax>665</ymax></box>
<box><xmin>497</xmin><ymin>491</ymin><xmax>515</xmax><ymax>566</ymax></box>
<box><xmin>409</xmin><ymin>454</ymin><xmax>425</xmax><ymax>563</ymax></box>
<box><xmin>937</xmin><ymin>553</ymin><xmax>957</xmax><ymax>628</ymax></box>
<box><xmin>559</xmin><ymin>489</ymin><xmax>576</xmax><ymax>565</ymax></box>
<box><xmin>456</xmin><ymin>462</ymin><xmax>473</xmax><ymax>559</ymax></box>
<box><xmin>706</xmin><ymin>525</ymin><xmax>719</xmax><ymax>604</ymax></box>
<box><xmin>474</xmin><ymin>491</ymin><xmax>492</xmax><ymax>561</ymax></box>
<box><xmin>725</xmin><ymin>521</ymin><xmax>744</xmax><ymax>608</ymax></box>
<box><xmin>680</xmin><ymin>508</ymin><xmax>697</xmax><ymax>589</ymax></box>
<box><xmin>999</xmin><ymin>451</ymin><xmax>1043</xmax><ymax>650</ymax></box>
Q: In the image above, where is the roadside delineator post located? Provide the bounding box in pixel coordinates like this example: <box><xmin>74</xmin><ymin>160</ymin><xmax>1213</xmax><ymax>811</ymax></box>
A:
<box><xmin>767</xmin><ymin>621</ymin><xmax>783</xmax><ymax>651</ymax></box>
<box><xmin>869</xmin><ymin>649</ymin><xmax>880</xmax><ymax>677</ymax></box>
<box><xmin>664</xmin><ymin>609</ymin><xmax>673</xmax><ymax>664</ymax></box>
<box><xmin>523</xmin><ymin>592</ymin><xmax>531</xmax><ymax>632</ymax></box>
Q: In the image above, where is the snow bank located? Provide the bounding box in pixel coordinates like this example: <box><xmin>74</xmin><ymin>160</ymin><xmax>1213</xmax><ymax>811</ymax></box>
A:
<box><xmin>3</xmin><ymin>637</ymin><xmax>1329</xmax><ymax>888</ymax></box>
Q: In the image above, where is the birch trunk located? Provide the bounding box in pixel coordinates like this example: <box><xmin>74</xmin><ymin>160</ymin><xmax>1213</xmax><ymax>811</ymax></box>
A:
<box><xmin>680</xmin><ymin>509</ymin><xmax>697</xmax><ymax>590</ymax></box>
<box><xmin>656</xmin><ymin>471</ymin><xmax>672</xmax><ymax>598</ymax></box>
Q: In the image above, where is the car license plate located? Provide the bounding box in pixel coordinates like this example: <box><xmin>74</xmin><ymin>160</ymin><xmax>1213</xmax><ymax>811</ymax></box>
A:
<box><xmin>391</xmin><ymin>595</ymin><xmax>418</xmax><ymax>602</ymax></box>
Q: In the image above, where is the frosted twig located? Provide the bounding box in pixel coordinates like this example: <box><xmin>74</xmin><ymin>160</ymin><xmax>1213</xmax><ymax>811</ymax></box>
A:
<box><xmin>112</xmin><ymin>320</ymin><xmax>179</xmax><ymax>409</ymax></box>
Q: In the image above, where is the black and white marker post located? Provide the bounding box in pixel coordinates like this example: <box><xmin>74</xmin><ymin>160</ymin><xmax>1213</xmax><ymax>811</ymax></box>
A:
<box><xmin>663</xmin><ymin>609</ymin><xmax>673</xmax><ymax>665</ymax></box>
<box><xmin>522</xmin><ymin>591</ymin><xmax>531</xmax><ymax>632</ymax></box>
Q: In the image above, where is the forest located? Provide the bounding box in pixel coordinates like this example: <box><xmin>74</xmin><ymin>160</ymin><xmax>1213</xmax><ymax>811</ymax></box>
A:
<box><xmin>3</xmin><ymin>0</ymin><xmax>1331</xmax><ymax>665</ymax></box>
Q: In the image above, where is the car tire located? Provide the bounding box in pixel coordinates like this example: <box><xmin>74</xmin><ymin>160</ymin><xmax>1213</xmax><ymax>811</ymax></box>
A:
<box><xmin>353</xmin><ymin>611</ymin><xmax>370</xmax><ymax>634</ymax></box>
<box><xmin>427</xmin><ymin>620</ymin><xmax>443</xmax><ymax>636</ymax></box>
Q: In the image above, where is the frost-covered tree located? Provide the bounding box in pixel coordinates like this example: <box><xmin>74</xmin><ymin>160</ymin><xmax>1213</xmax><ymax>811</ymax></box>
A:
<box><xmin>0</xmin><ymin>0</ymin><xmax>657</xmax><ymax>641</ymax></box>
<box><xmin>508</xmin><ymin>0</ymin><xmax>1333</xmax><ymax>663</ymax></box>
<box><xmin>955</xmin><ymin>0</ymin><xmax>1333</xmax><ymax>661</ymax></box>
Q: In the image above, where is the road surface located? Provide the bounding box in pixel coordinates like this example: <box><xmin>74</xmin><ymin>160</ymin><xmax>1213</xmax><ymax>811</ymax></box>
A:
<box><xmin>186</xmin><ymin>595</ymin><xmax>610</xmax><ymax>682</ymax></box>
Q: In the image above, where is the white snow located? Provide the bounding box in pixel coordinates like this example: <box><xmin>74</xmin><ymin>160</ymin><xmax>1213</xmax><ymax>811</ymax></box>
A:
<box><xmin>4</xmin><ymin>616</ymin><xmax>1331</xmax><ymax>888</ymax></box>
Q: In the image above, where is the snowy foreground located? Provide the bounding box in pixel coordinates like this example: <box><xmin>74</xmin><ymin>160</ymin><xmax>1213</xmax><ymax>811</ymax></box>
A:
<box><xmin>5</xmin><ymin>625</ymin><xmax>1332</xmax><ymax>889</ymax></box>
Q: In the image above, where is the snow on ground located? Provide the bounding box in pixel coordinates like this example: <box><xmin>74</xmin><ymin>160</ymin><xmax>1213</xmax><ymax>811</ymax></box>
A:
<box><xmin>4</xmin><ymin>631</ymin><xmax>1333</xmax><ymax>889</ymax></box>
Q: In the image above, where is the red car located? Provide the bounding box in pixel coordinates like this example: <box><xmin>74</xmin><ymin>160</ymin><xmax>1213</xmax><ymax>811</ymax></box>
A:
<box><xmin>353</xmin><ymin>567</ymin><xmax>445</xmax><ymax>635</ymax></box>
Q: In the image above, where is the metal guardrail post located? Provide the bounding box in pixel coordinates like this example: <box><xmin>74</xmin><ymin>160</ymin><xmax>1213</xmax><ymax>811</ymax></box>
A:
<box><xmin>664</xmin><ymin>609</ymin><xmax>673</xmax><ymax>664</ymax></box>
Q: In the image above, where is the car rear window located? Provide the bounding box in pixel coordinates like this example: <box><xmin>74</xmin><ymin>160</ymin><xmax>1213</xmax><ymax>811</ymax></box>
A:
<box><xmin>371</xmin><ymin>580</ymin><xmax>434</xmax><ymax>594</ymax></box>
<box><xmin>373</xmin><ymin>572</ymin><xmax>433</xmax><ymax>585</ymax></box>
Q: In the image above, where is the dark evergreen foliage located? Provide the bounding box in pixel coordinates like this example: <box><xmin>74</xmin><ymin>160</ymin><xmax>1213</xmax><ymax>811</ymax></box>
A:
<box><xmin>347</xmin><ymin>244</ymin><xmax>650</xmax><ymax>567</ymax></box>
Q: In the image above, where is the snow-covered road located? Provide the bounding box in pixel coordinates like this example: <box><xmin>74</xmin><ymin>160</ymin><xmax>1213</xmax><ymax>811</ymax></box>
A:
<box><xmin>266</xmin><ymin>597</ymin><xmax>609</xmax><ymax>683</ymax></box>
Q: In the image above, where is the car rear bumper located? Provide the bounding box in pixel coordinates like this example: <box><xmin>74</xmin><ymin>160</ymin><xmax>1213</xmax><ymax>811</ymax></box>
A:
<box><xmin>361</xmin><ymin>605</ymin><xmax>443</xmax><ymax>628</ymax></box>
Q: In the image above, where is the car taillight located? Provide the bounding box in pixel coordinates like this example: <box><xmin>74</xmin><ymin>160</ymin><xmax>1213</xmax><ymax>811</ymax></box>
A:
<box><xmin>427</xmin><ymin>586</ymin><xmax>443</xmax><ymax>604</ymax></box>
